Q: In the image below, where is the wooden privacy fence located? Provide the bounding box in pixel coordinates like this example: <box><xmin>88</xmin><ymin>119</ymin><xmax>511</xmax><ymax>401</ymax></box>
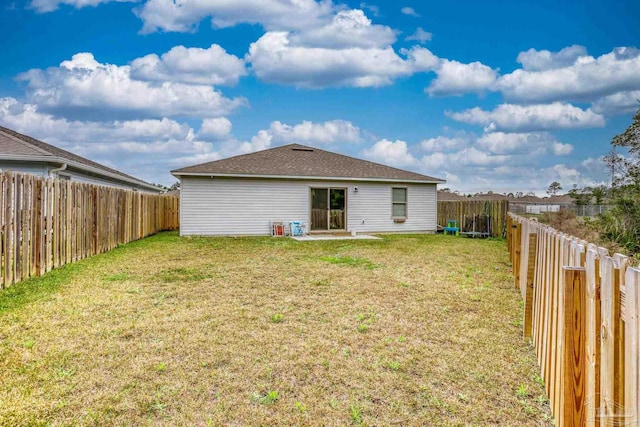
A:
<box><xmin>437</xmin><ymin>199</ymin><xmax>508</xmax><ymax>238</ymax></box>
<box><xmin>507</xmin><ymin>213</ymin><xmax>640</xmax><ymax>427</ymax></box>
<box><xmin>0</xmin><ymin>171</ymin><xmax>179</xmax><ymax>289</ymax></box>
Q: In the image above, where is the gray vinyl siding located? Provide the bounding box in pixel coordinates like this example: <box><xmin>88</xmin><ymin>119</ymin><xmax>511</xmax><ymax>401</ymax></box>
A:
<box><xmin>0</xmin><ymin>161</ymin><xmax>159</xmax><ymax>193</ymax></box>
<box><xmin>180</xmin><ymin>176</ymin><xmax>437</xmax><ymax>236</ymax></box>
<box><xmin>60</xmin><ymin>169</ymin><xmax>156</xmax><ymax>192</ymax></box>
<box><xmin>0</xmin><ymin>161</ymin><xmax>48</xmax><ymax>177</ymax></box>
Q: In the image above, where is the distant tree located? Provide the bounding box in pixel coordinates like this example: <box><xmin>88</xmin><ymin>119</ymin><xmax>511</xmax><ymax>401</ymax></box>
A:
<box><xmin>515</xmin><ymin>192</ymin><xmax>524</xmax><ymax>198</ymax></box>
<box><xmin>441</xmin><ymin>187</ymin><xmax>451</xmax><ymax>193</ymax></box>
<box><xmin>546</xmin><ymin>181</ymin><xmax>562</xmax><ymax>196</ymax></box>
<box><xmin>167</xmin><ymin>181</ymin><xmax>180</xmax><ymax>191</ymax></box>
<box><xmin>526</xmin><ymin>191</ymin><xmax>536</xmax><ymax>197</ymax></box>
<box><xmin>507</xmin><ymin>192</ymin><xmax>514</xmax><ymax>197</ymax></box>
<box><xmin>568</xmin><ymin>186</ymin><xmax>592</xmax><ymax>206</ymax></box>
<box><xmin>598</xmin><ymin>104</ymin><xmax>640</xmax><ymax>253</ymax></box>
<box><xmin>591</xmin><ymin>185</ymin><xmax>607</xmax><ymax>205</ymax></box>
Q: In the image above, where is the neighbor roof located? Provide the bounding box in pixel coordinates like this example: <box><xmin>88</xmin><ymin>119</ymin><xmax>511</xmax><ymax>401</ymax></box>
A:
<box><xmin>172</xmin><ymin>144</ymin><xmax>445</xmax><ymax>184</ymax></box>
<box><xmin>0</xmin><ymin>126</ymin><xmax>161</xmax><ymax>191</ymax></box>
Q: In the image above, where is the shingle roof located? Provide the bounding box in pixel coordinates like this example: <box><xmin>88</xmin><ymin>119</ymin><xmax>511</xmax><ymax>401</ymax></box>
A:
<box><xmin>0</xmin><ymin>126</ymin><xmax>160</xmax><ymax>191</ymax></box>
<box><xmin>172</xmin><ymin>144</ymin><xmax>445</xmax><ymax>183</ymax></box>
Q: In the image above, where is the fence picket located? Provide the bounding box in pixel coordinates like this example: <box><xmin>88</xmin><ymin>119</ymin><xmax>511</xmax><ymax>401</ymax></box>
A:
<box><xmin>508</xmin><ymin>213</ymin><xmax>639</xmax><ymax>427</ymax></box>
<box><xmin>0</xmin><ymin>171</ymin><xmax>178</xmax><ymax>288</ymax></box>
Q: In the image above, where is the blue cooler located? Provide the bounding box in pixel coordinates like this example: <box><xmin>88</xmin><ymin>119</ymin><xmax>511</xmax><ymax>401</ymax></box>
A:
<box><xmin>289</xmin><ymin>221</ymin><xmax>304</xmax><ymax>236</ymax></box>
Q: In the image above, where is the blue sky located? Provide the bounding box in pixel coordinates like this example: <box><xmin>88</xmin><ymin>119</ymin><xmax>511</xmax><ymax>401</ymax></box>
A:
<box><xmin>1</xmin><ymin>0</ymin><xmax>639</xmax><ymax>194</ymax></box>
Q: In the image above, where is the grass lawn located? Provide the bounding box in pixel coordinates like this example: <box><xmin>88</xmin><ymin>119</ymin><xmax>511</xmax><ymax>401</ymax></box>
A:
<box><xmin>0</xmin><ymin>232</ymin><xmax>552</xmax><ymax>426</ymax></box>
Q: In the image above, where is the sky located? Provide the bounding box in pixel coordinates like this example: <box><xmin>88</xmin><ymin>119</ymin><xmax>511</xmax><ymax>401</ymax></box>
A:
<box><xmin>0</xmin><ymin>0</ymin><xmax>639</xmax><ymax>194</ymax></box>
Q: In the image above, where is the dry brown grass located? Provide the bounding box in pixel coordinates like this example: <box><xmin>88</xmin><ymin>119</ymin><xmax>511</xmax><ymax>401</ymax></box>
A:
<box><xmin>0</xmin><ymin>232</ymin><xmax>552</xmax><ymax>426</ymax></box>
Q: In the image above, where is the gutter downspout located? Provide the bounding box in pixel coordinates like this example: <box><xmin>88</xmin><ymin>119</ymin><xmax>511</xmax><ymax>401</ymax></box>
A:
<box><xmin>49</xmin><ymin>163</ymin><xmax>67</xmax><ymax>178</ymax></box>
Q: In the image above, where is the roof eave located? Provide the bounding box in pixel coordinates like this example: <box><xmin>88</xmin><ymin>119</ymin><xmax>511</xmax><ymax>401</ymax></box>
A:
<box><xmin>172</xmin><ymin>171</ymin><xmax>446</xmax><ymax>185</ymax></box>
<box><xmin>0</xmin><ymin>154</ymin><xmax>162</xmax><ymax>192</ymax></box>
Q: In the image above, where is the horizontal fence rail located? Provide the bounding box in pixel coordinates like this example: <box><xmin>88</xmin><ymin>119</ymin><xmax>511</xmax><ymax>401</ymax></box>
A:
<box><xmin>437</xmin><ymin>200</ymin><xmax>508</xmax><ymax>238</ymax></box>
<box><xmin>0</xmin><ymin>171</ymin><xmax>179</xmax><ymax>289</ymax></box>
<box><xmin>507</xmin><ymin>213</ymin><xmax>640</xmax><ymax>427</ymax></box>
<box><xmin>509</xmin><ymin>203</ymin><xmax>613</xmax><ymax>217</ymax></box>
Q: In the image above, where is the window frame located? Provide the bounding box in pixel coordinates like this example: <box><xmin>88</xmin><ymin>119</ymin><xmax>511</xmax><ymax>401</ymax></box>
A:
<box><xmin>391</xmin><ymin>187</ymin><xmax>408</xmax><ymax>220</ymax></box>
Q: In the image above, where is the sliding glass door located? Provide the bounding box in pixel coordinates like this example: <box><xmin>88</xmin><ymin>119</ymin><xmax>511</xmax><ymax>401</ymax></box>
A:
<box><xmin>310</xmin><ymin>188</ymin><xmax>346</xmax><ymax>231</ymax></box>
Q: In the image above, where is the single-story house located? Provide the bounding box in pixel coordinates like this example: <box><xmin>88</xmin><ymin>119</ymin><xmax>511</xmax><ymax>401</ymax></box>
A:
<box><xmin>0</xmin><ymin>125</ymin><xmax>162</xmax><ymax>193</ymax></box>
<box><xmin>171</xmin><ymin>144</ymin><xmax>445</xmax><ymax>236</ymax></box>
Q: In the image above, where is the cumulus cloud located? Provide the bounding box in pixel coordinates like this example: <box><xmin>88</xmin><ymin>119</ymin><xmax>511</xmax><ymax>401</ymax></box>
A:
<box><xmin>552</xmin><ymin>142</ymin><xmax>574</xmax><ymax>155</ymax></box>
<box><xmin>0</xmin><ymin>96</ymin><xmax>220</xmax><ymax>184</ymax></box>
<box><xmin>427</xmin><ymin>59</ymin><xmax>498</xmax><ymax>96</ymax></box>
<box><xmin>400</xmin><ymin>7</ymin><xmax>420</xmax><ymax>17</ymax></box>
<box><xmin>412</xmin><ymin>127</ymin><xmax>591</xmax><ymax>194</ymax></box>
<box><xmin>592</xmin><ymin>90</ymin><xmax>640</xmax><ymax>115</ymax></box>
<box><xmin>17</xmin><ymin>53</ymin><xmax>247</xmax><ymax>120</ymax></box>
<box><xmin>497</xmin><ymin>47</ymin><xmax>640</xmax><ymax>104</ymax></box>
<box><xmin>198</xmin><ymin>117</ymin><xmax>233</xmax><ymax>140</ymax></box>
<box><xmin>267</xmin><ymin>120</ymin><xmax>362</xmax><ymax>144</ymax></box>
<box><xmin>247</xmin><ymin>31</ymin><xmax>413</xmax><ymax>88</ymax></box>
<box><xmin>476</xmin><ymin>132</ymin><xmax>556</xmax><ymax>155</ymax></box>
<box><xmin>447</xmin><ymin>102</ymin><xmax>605</xmax><ymax>132</ymax></box>
<box><xmin>405</xmin><ymin>27</ymin><xmax>432</xmax><ymax>44</ymax></box>
<box><xmin>421</xmin><ymin>134</ymin><xmax>471</xmax><ymax>151</ymax></box>
<box><xmin>290</xmin><ymin>9</ymin><xmax>397</xmax><ymax>49</ymax></box>
<box><xmin>130</xmin><ymin>44</ymin><xmax>246</xmax><ymax>86</ymax></box>
<box><xmin>135</xmin><ymin>0</ymin><xmax>333</xmax><ymax>33</ymax></box>
<box><xmin>421</xmin><ymin>147</ymin><xmax>509</xmax><ymax>169</ymax></box>
<box><xmin>516</xmin><ymin>45</ymin><xmax>588</xmax><ymax>71</ymax></box>
<box><xmin>404</xmin><ymin>46</ymin><xmax>440</xmax><ymax>71</ymax></box>
<box><xmin>359</xmin><ymin>3</ymin><xmax>379</xmax><ymax>16</ymax></box>
<box><xmin>30</xmin><ymin>0</ymin><xmax>131</xmax><ymax>13</ymax></box>
<box><xmin>362</xmin><ymin>139</ymin><xmax>417</xmax><ymax>167</ymax></box>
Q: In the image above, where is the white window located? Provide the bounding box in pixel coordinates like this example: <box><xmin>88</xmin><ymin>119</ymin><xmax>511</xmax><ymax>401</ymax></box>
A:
<box><xmin>392</xmin><ymin>187</ymin><xmax>407</xmax><ymax>219</ymax></box>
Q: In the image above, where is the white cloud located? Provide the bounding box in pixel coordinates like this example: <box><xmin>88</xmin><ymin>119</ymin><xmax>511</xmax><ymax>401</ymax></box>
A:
<box><xmin>404</xmin><ymin>46</ymin><xmax>440</xmax><ymax>71</ymax></box>
<box><xmin>497</xmin><ymin>47</ymin><xmax>640</xmax><ymax>104</ymax></box>
<box><xmin>0</xmin><ymin>96</ymin><xmax>217</xmax><ymax>184</ymax></box>
<box><xmin>198</xmin><ymin>117</ymin><xmax>232</xmax><ymax>141</ymax></box>
<box><xmin>135</xmin><ymin>0</ymin><xmax>333</xmax><ymax>33</ymax></box>
<box><xmin>246</xmin><ymin>31</ymin><xmax>413</xmax><ymax>88</ymax></box>
<box><xmin>30</xmin><ymin>0</ymin><xmax>132</xmax><ymax>13</ymax></box>
<box><xmin>400</xmin><ymin>6</ymin><xmax>420</xmax><ymax>17</ymax></box>
<box><xmin>405</xmin><ymin>27</ymin><xmax>432</xmax><ymax>44</ymax></box>
<box><xmin>592</xmin><ymin>90</ymin><xmax>640</xmax><ymax>115</ymax></box>
<box><xmin>362</xmin><ymin>139</ymin><xmax>417</xmax><ymax>167</ymax></box>
<box><xmin>359</xmin><ymin>3</ymin><xmax>379</xmax><ymax>16</ymax></box>
<box><xmin>477</xmin><ymin>132</ymin><xmax>547</xmax><ymax>155</ymax></box>
<box><xmin>427</xmin><ymin>59</ymin><xmax>498</xmax><ymax>96</ymax></box>
<box><xmin>0</xmin><ymin>97</ymin><xmax>192</xmax><ymax>142</ymax></box>
<box><xmin>290</xmin><ymin>9</ymin><xmax>397</xmax><ymax>49</ymax></box>
<box><xmin>422</xmin><ymin>147</ymin><xmax>509</xmax><ymax>168</ymax></box>
<box><xmin>130</xmin><ymin>44</ymin><xmax>246</xmax><ymax>86</ymax></box>
<box><xmin>552</xmin><ymin>142</ymin><xmax>574</xmax><ymax>156</ymax></box>
<box><xmin>420</xmin><ymin>135</ymin><xmax>471</xmax><ymax>151</ymax></box>
<box><xmin>516</xmin><ymin>45</ymin><xmax>588</xmax><ymax>71</ymax></box>
<box><xmin>268</xmin><ymin>120</ymin><xmax>362</xmax><ymax>144</ymax></box>
<box><xmin>447</xmin><ymin>102</ymin><xmax>605</xmax><ymax>132</ymax></box>
<box><xmin>17</xmin><ymin>53</ymin><xmax>247</xmax><ymax>120</ymax></box>
<box><xmin>547</xmin><ymin>164</ymin><xmax>582</xmax><ymax>185</ymax></box>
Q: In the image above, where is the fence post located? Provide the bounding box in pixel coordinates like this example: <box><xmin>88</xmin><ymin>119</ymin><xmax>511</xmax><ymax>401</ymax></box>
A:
<box><xmin>524</xmin><ymin>233</ymin><xmax>537</xmax><ymax>339</ymax></box>
<box><xmin>623</xmin><ymin>267</ymin><xmax>639</xmax><ymax>425</ymax></box>
<box><xmin>613</xmin><ymin>257</ymin><xmax>627</xmax><ymax>421</ymax></box>
<box><xmin>513</xmin><ymin>222</ymin><xmax>522</xmax><ymax>289</ymax></box>
<box><xmin>563</xmin><ymin>266</ymin><xmax>587</xmax><ymax>427</ymax></box>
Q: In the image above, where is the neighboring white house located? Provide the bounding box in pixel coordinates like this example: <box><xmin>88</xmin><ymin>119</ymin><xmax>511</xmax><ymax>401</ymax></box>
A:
<box><xmin>172</xmin><ymin>144</ymin><xmax>445</xmax><ymax>236</ymax></box>
<box><xmin>0</xmin><ymin>126</ymin><xmax>162</xmax><ymax>193</ymax></box>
